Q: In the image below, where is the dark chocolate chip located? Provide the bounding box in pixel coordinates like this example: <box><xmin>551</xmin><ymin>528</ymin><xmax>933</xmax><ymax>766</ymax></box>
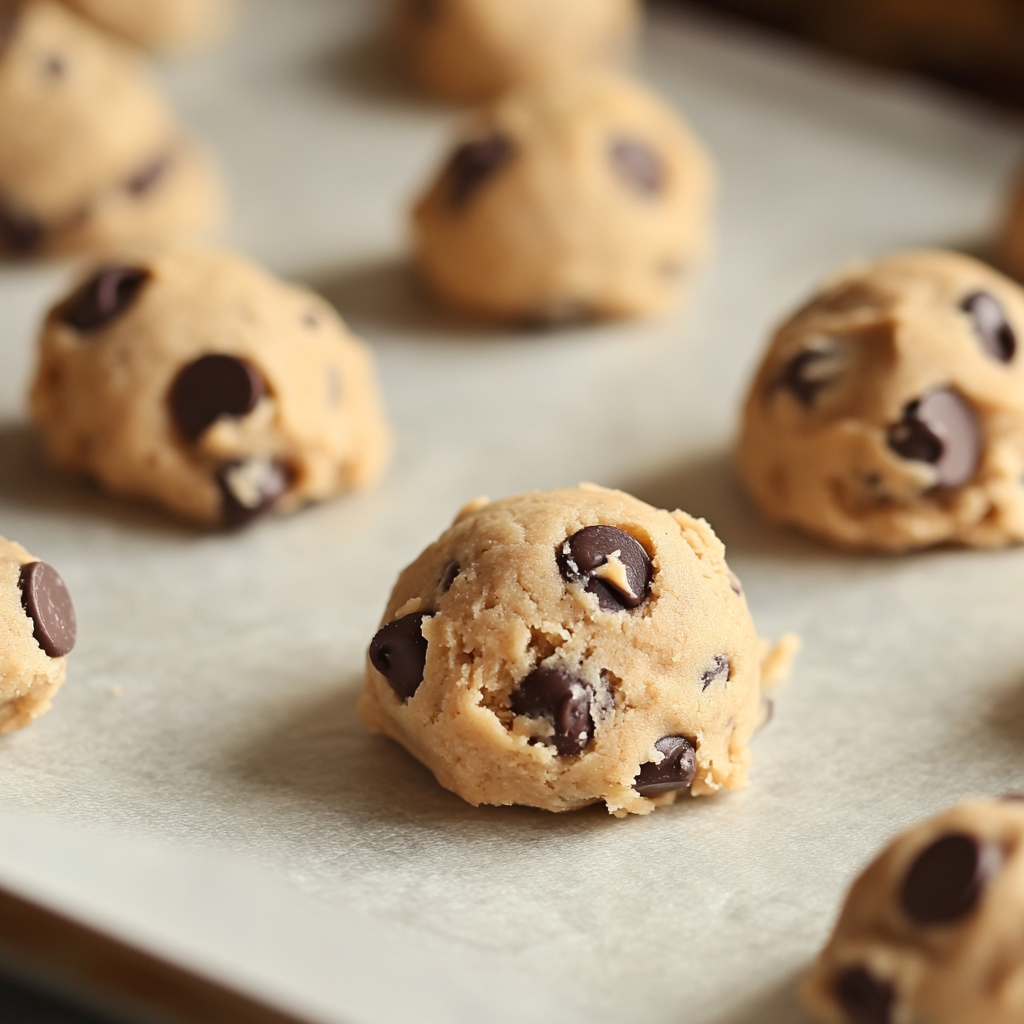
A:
<box><xmin>511</xmin><ymin>666</ymin><xmax>594</xmax><ymax>756</ymax></box>
<box><xmin>610</xmin><ymin>138</ymin><xmax>664</xmax><ymax>196</ymax></box>
<box><xmin>558</xmin><ymin>525</ymin><xmax>652</xmax><ymax>611</ymax></box>
<box><xmin>447</xmin><ymin>134</ymin><xmax>513</xmax><ymax>209</ymax></box>
<box><xmin>217</xmin><ymin>458</ymin><xmax>291</xmax><ymax>528</ymax></box>
<box><xmin>439</xmin><ymin>561</ymin><xmax>459</xmax><ymax>593</ymax></box>
<box><xmin>0</xmin><ymin>202</ymin><xmax>45</xmax><ymax>253</ymax></box>
<box><xmin>700</xmin><ymin>655</ymin><xmax>730</xmax><ymax>691</ymax></box>
<box><xmin>170</xmin><ymin>354</ymin><xmax>267</xmax><ymax>442</ymax></box>
<box><xmin>59</xmin><ymin>264</ymin><xmax>150</xmax><ymax>333</ymax></box>
<box><xmin>633</xmin><ymin>736</ymin><xmax>696</xmax><ymax>796</ymax></box>
<box><xmin>887</xmin><ymin>388</ymin><xmax>981</xmax><ymax>488</ymax></box>
<box><xmin>776</xmin><ymin>348</ymin><xmax>835</xmax><ymax>407</ymax></box>
<box><xmin>369</xmin><ymin>612</ymin><xmax>430</xmax><ymax>702</ymax></box>
<box><xmin>901</xmin><ymin>832</ymin><xmax>1000</xmax><ymax>926</ymax></box>
<box><xmin>962</xmin><ymin>291</ymin><xmax>1015</xmax><ymax>363</ymax></box>
<box><xmin>126</xmin><ymin>155</ymin><xmax>170</xmax><ymax>196</ymax></box>
<box><xmin>834</xmin><ymin>966</ymin><xmax>894</xmax><ymax>1024</ymax></box>
<box><xmin>18</xmin><ymin>562</ymin><xmax>76</xmax><ymax>658</ymax></box>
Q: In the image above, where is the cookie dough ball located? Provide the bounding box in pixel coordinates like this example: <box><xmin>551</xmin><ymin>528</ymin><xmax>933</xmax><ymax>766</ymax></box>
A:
<box><xmin>739</xmin><ymin>250</ymin><xmax>1024</xmax><ymax>551</ymax></box>
<box><xmin>803</xmin><ymin>799</ymin><xmax>1024</xmax><ymax>1024</ymax></box>
<box><xmin>411</xmin><ymin>71</ymin><xmax>715</xmax><ymax>323</ymax></box>
<box><xmin>393</xmin><ymin>0</ymin><xmax>640</xmax><ymax>102</ymax></box>
<box><xmin>359</xmin><ymin>485</ymin><xmax>794</xmax><ymax>816</ymax></box>
<box><xmin>0</xmin><ymin>537</ymin><xmax>76</xmax><ymax>735</ymax></box>
<box><xmin>0</xmin><ymin>0</ymin><xmax>222</xmax><ymax>258</ymax></box>
<box><xmin>31</xmin><ymin>248</ymin><xmax>392</xmax><ymax>527</ymax></box>
<box><xmin>60</xmin><ymin>0</ymin><xmax>236</xmax><ymax>52</ymax></box>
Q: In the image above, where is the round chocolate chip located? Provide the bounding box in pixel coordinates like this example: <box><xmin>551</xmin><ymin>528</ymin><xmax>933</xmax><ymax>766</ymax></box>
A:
<box><xmin>887</xmin><ymin>388</ymin><xmax>981</xmax><ymax>488</ymax></box>
<box><xmin>511</xmin><ymin>666</ymin><xmax>594</xmax><ymax>756</ymax></box>
<box><xmin>558</xmin><ymin>525</ymin><xmax>652</xmax><ymax>612</ymax></box>
<box><xmin>700</xmin><ymin>655</ymin><xmax>730</xmax><ymax>691</ymax></box>
<box><xmin>901</xmin><ymin>832</ymin><xmax>1000</xmax><ymax>926</ymax></box>
<box><xmin>369</xmin><ymin>612</ymin><xmax>430</xmax><ymax>702</ymax></box>
<box><xmin>439</xmin><ymin>561</ymin><xmax>460</xmax><ymax>593</ymax></box>
<box><xmin>633</xmin><ymin>736</ymin><xmax>696</xmax><ymax>796</ymax></box>
<box><xmin>447</xmin><ymin>134</ymin><xmax>514</xmax><ymax>209</ymax></box>
<box><xmin>18</xmin><ymin>562</ymin><xmax>76</xmax><ymax>659</ymax></box>
<box><xmin>170</xmin><ymin>355</ymin><xmax>267</xmax><ymax>442</ymax></box>
<box><xmin>962</xmin><ymin>291</ymin><xmax>1016</xmax><ymax>363</ymax></box>
<box><xmin>59</xmin><ymin>264</ymin><xmax>150</xmax><ymax>334</ymax></box>
<box><xmin>834</xmin><ymin>966</ymin><xmax>894</xmax><ymax>1024</ymax></box>
<box><xmin>775</xmin><ymin>348</ymin><xmax>836</xmax><ymax>407</ymax></box>
<box><xmin>610</xmin><ymin>138</ymin><xmax>664</xmax><ymax>196</ymax></box>
<box><xmin>0</xmin><ymin>202</ymin><xmax>46</xmax><ymax>253</ymax></box>
<box><xmin>217</xmin><ymin>458</ymin><xmax>291</xmax><ymax>528</ymax></box>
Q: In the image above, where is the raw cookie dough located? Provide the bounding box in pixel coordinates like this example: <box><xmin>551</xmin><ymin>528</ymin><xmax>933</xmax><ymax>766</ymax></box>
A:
<box><xmin>359</xmin><ymin>485</ymin><xmax>795</xmax><ymax>816</ymax></box>
<box><xmin>0</xmin><ymin>0</ymin><xmax>222</xmax><ymax>258</ymax></box>
<box><xmin>412</xmin><ymin>71</ymin><xmax>715</xmax><ymax>322</ymax></box>
<box><xmin>60</xmin><ymin>0</ymin><xmax>235</xmax><ymax>52</ymax></box>
<box><xmin>392</xmin><ymin>0</ymin><xmax>639</xmax><ymax>102</ymax></box>
<box><xmin>0</xmin><ymin>536</ymin><xmax>76</xmax><ymax>735</ymax></box>
<box><xmin>803</xmin><ymin>799</ymin><xmax>1024</xmax><ymax>1024</ymax></box>
<box><xmin>31</xmin><ymin>247</ymin><xmax>392</xmax><ymax>527</ymax></box>
<box><xmin>739</xmin><ymin>250</ymin><xmax>1024</xmax><ymax>551</ymax></box>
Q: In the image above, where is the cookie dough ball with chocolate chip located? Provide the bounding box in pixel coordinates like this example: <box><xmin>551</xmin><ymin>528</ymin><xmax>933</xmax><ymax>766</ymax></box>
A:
<box><xmin>31</xmin><ymin>247</ymin><xmax>392</xmax><ymax>527</ymax></box>
<box><xmin>60</xmin><ymin>0</ymin><xmax>236</xmax><ymax>52</ymax></box>
<box><xmin>411</xmin><ymin>71</ymin><xmax>715</xmax><ymax>323</ymax></box>
<box><xmin>0</xmin><ymin>536</ymin><xmax>76</xmax><ymax>734</ymax></box>
<box><xmin>359</xmin><ymin>485</ymin><xmax>794</xmax><ymax>816</ymax></box>
<box><xmin>739</xmin><ymin>250</ymin><xmax>1024</xmax><ymax>551</ymax></box>
<box><xmin>393</xmin><ymin>0</ymin><xmax>639</xmax><ymax>102</ymax></box>
<box><xmin>0</xmin><ymin>0</ymin><xmax>222</xmax><ymax>258</ymax></box>
<box><xmin>803</xmin><ymin>799</ymin><xmax>1024</xmax><ymax>1024</ymax></box>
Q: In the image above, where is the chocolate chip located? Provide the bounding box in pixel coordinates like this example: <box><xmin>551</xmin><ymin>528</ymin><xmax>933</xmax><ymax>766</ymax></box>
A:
<box><xmin>126</xmin><ymin>155</ymin><xmax>170</xmax><ymax>196</ymax></box>
<box><xmin>369</xmin><ymin>612</ymin><xmax>430</xmax><ymax>702</ymax></box>
<box><xmin>217</xmin><ymin>458</ymin><xmax>291</xmax><ymax>527</ymax></box>
<box><xmin>901</xmin><ymin>832</ymin><xmax>1000</xmax><ymax>925</ymax></box>
<box><xmin>633</xmin><ymin>736</ymin><xmax>696</xmax><ymax>796</ymax></box>
<box><xmin>610</xmin><ymin>138</ymin><xmax>664</xmax><ymax>196</ymax></box>
<box><xmin>18</xmin><ymin>562</ymin><xmax>76</xmax><ymax>659</ymax></box>
<box><xmin>447</xmin><ymin>134</ymin><xmax>513</xmax><ymax>209</ymax></box>
<box><xmin>170</xmin><ymin>355</ymin><xmax>267</xmax><ymax>442</ymax></box>
<box><xmin>511</xmin><ymin>666</ymin><xmax>593</xmax><ymax>756</ymax></box>
<box><xmin>962</xmin><ymin>291</ymin><xmax>1015</xmax><ymax>362</ymax></box>
<box><xmin>700</xmin><ymin>655</ymin><xmax>730</xmax><ymax>691</ymax></box>
<box><xmin>887</xmin><ymin>388</ymin><xmax>981</xmax><ymax>488</ymax></box>
<box><xmin>0</xmin><ymin>202</ymin><xmax>45</xmax><ymax>253</ymax></box>
<box><xmin>776</xmin><ymin>348</ymin><xmax>836</xmax><ymax>407</ymax></box>
<box><xmin>834</xmin><ymin>966</ymin><xmax>894</xmax><ymax>1024</ymax></box>
<box><xmin>59</xmin><ymin>264</ymin><xmax>150</xmax><ymax>333</ymax></box>
<box><xmin>558</xmin><ymin>526</ymin><xmax>652</xmax><ymax>612</ymax></box>
<box><xmin>439</xmin><ymin>561</ymin><xmax>459</xmax><ymax>593</ymax></box>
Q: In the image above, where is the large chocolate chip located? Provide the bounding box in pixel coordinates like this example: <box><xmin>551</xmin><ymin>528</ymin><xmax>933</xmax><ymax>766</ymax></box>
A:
<box><xmin>447</xmin><ymin>134</ymin><xmax>513</xmax><ymax>209</ymax></box>
<box><xmin>511</xmin><ymin>666</ymin><xmax>594</xmax><ymax>756</ymax></box>
<box><xmin>634</xmin><ymin>736</ymin><xmax>696</xmax><ymax>796</ymax></box>
<box><xmin>558</xmin><ymin>525</ymin><xmax>652</xmax><ymax>612</ymax></box>
<box><xmin>60</xmin><ymin>264</ymin><xmax>150</xmax><ymax>333</ymax></box>
<box><xmin>170</xmin><ymin>355</ymin><xmax>267</xmax><ymax>442</ymax></box>
<box><xmin>900</xmin><ymin>832</ymin><xmax>1000</xmax><ymax>925</ymax></box>
<box><xmin>369</xmin><ymin>612</ymin><xmax>430</xmax><ymax>702</ymax></box>
<box><xmin>887</xmin><ymin>388</ymin><xmax>981</xmax><ymax>488</ymax></box>
<box><xmin>217</xmin><ymin>458</ymin><xmax>291</xmax><ymax>527</ymax></box>
<box><xmin>962</xmin><ymin>291</ymin><xmax>1016</xmax><ymax>363</ymax></box>
<box><xmin>834</xmin><ymin>966</ymin><xmax>894</xmax><ymax>1024</ymax></box>
<box><xmin>18</xmin><ymin>562</ymin><xmax>76</xmax><ymax>658</ymax></box>
<box><xmin>776</xmin><ymin>348</ymin><xmax>837</xmax><ymax>407</ymax></box>
<box><xmin>700</xmin><ymin>655</ymin><xmax>730</xmax><ymax>691</ymax></box>
<box><xmin>610</xmin><ymin>138</ymin><xmax>664</xmax><ymax>196</ymax></box>
<box><xmin>0</xmin><ymin>202</ymin><xmax>45</xmax><ymax>253</ymax></box>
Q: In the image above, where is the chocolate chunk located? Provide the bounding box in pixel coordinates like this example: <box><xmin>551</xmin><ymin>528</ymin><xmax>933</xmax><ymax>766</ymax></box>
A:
<box><xmin>170</xmin><ymin>354</ymin><xmax>267</xmax><ymax>441</ymax></box>
<box><xmin>369</xmin><ymin>612</ymin><xmax>430</xmax><ymax>702</ymax></box>
<box><xmin>834</xmin><ymin>966</ymin><xmax>894</xmax><ymax>1024</ymax></box>
<box><xmin>962</xmin><ymin>291</ymin><xmax>1015</xmax><ymax>362</ymax></box>
<box><xmin>126</xmin><ymin>155</ymin><xmax>170</xmax><ymax>196</ymax></box>
<box><xmin>439</xmin><ymin>561</ymin><xmax>459</xmax><ymax>593</ymax></box>
<box><xmin>776</xmin><ymin>348</ymin><xmax>836</xmax><ymax>407</ymax></box>
<box><xmin>0</xmin><ymin>202</ymin><xmax>45</xmax><ymax>253</ymax></box>
<box><xmin>60</xmin><ymin>264</ymin><xmax>150</xmax><ymax>333</ymax></box>
<box><xmin>558</xmin><ymin>525</ymin><xmax>652</xmax><ymax>611</ymax></box>
<box><xmin>901</xmin><ymin>832</ymin><xmax>1000</xmax><ymax>925</ymax></box>
<box><xmin>610</xmin><ymin>138</ymin><xmax>664</xmax><ymax>196</ymax></box>
<box><xmin>511</xmin><ymin>666</ymin><xmax>594</xmax><ymax>756</ymax></box>
<box><xmin>18</xmin><ymin>562</ymin><xmax>76</xmax><ymax>659</ymax></box>
<box><xmin>887</xmin><ymin>388</ymin><xmax>981</xmax><ymax>488</ymax></box>
<box><xmin>700</xmin><ymin>654</ymin><xmax>730</xmax><ymax>691</ymax></box>
<box><xmin>217</xmin><ymin>458</ymin><xmax>291</xmax><ymax>527</ymax></box>
<box><xmin>447</xmin><ymin>134</ymin><xmax>513</xmax><ymax>209</ymax></box>
<box><xmin>633</xmin><ymin>736</ymin><xmax>696</xmax><ymax>796</ymax></box>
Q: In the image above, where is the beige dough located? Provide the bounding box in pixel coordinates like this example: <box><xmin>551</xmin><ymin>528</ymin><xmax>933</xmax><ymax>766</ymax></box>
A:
<box><xmin>60</xmin><ymin>0</ymin><xmax>236</xmax><ymax>52</ymax></box>
<box><xmin>392</xmin><ymin>0</ymin><xmax>640</xmax><ymax>102</ymax></box>
<box><xmin>739</xmin><ymin>250</ymin><xmax>1024</xmax><ymax>551</ymax></box>
<box><xmin>412</xmin><ymin>71</ymin><xmax>716</xmax><ymax>323</ymax></box>
<box><xmin>803</xmin><ymin>799</ymin><xmax>1024</xmax><ymax>1024</ymax></box>
<box><xmin>31</xmin><ymin>247</ymin><xmax>392</xmax><ymax>527</ymax></box>
<box><xmin>359</xmin><ymin>485</ymin><xmax>796</xmax><ymax>816</ymax></box>
<box><xmin>0</xmin><ymin>0</ymin><xmax>222</xmax><ymax>258</ymax></box>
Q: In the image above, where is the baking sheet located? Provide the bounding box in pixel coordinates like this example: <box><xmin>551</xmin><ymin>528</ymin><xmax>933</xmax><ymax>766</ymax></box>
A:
<box><xmin>3</xmin><ymin>2</ymin><xmax>1024</xmax><ymax>1022</ymax></box>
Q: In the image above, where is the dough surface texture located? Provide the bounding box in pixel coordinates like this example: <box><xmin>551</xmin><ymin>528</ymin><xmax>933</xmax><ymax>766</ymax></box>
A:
<box><xmin>739</xmin><ymin>250</ymin><xmax>1024</xmax><ymax>551</ymax></box>
<box><xmin>31</xmin><ymin>247</ymin><xmax>392</xmax><ymax>527</ymax></box>
<box><xmin>359</xmin><ymin>485</ymin><xmax>793</xmax><ymax>816</ymax></box>
<box><xmin>393</xmin><ymin>0</ymin><xmax>639</xmax><ymax>102</ymax></box>
<box><xmin>0</xmin><ymin>0</ymin><xmax>221</xmax><ymax>257</ymax></box>
<box><xmin>803</xmin><ymin>799</ymin><xmax>1024</xmax><ymax>1024</ymax></box>
<box><xmin>60</xmin><ymin>0</ymin><xmax>235</xmax><ymax>51</ymax></box>
<box><xmin>412</xmin><ymin>70</ymin><xmax>715</xmax><ymax>323</ymax></box>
